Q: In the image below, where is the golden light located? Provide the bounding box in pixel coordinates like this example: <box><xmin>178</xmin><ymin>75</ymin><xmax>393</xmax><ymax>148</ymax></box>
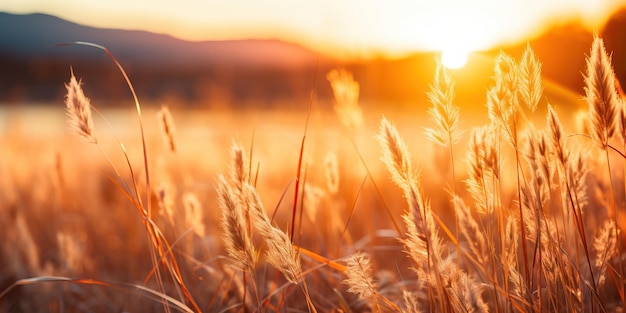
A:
<box><xmin>441</xmin><ymin>50</ymin><xmax>469</xmax><ymax>69</ymax></box>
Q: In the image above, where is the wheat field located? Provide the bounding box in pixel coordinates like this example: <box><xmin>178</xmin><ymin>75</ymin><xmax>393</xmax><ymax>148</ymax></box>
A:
<box><xmin>1</xmin><ymin>38</ymin><xmax>626</xmax><ymax>312</ymax></box>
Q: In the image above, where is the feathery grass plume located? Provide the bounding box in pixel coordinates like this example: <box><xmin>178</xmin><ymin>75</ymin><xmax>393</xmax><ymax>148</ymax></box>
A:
<box><xmin>518</xmin><ymin>43</ymin><xmax>543</xmax><ymax>112</ymax></box>
<box><xmin>503</xmin><ymin>214</ymin><xmax>526</xmax><ymax>299</ymax></box>
<box><xmin>487</xmin><ymin>52</ymin><xmax>521</xmax><ymax>147</ymax></box>
<box><xmin>217</xmin><ymin>174</ymin><xmax>257</xmax><ymax>273</ymax></box>
<box><xmin>521</xmin><ymin>131</ymin><xmax>550</xmax><ymax>213</ymax></box>
<box><xmin>228</xmin><ymin>141</ymin><xmax>249</xmax><ymax>193</ymax></box>
<box><xmin>401</xmin><ymin>200</ymin><xmax>442</xmax><ymax>271</ymax></box>
<box><xmin>424</xmin><ymin>55</ymin><xmax>463</xmax><ymax>147</ymax></box>
<box><xmin>378</xmin><ymin>117</ymin><xmax>418</xmax><ymax>192</ymax></box>
<box><xmin>494</xmin><ymin>51</ymin><xmax>518</xmax><ymax>85</ymax></box>
<box><xmin>537</xmin><ymin>133</ymin><xmax>551</xmax><ymax>183</ymax></box>
<box><xmin>56</xmin><ymin>231</ymin><xmax>84</xmax><ymax>274</ymax></box>
<box><xmin>324</xmin><ymin>151</ymin><xmax>340</xmax><ymax>194</ymax></box>
<box><xmin>520</xmin><ymin>133</ymin><xmax>553</xmax><ymax>302</ymax></box>
<box><xmin>245</xmin><ymin>183</ymin><xmax>302</xmax><ymax>284</ymax></box>
<box><xmin>377</xmin><ymin>117</ymin><xmax>438</xmax><ymax>264</ymax></box>
<box><xmin>327</xmin><ymin>69</ymin><xmax>363</xmax><ymax>131</ymax></box>
<box><xmin>65</xmin><ymin>70</ymin><xmax>97</xmax><ymax>144</ymax></box>
<box><xmin>454</xmin><ymin>196</ymin><xmax>488</xmax><ymax>265</ymax></box>
<box><xmin>303</xmin><ymin>184</ymin><xmax>325</xmax><ymax>223</ymax></box>
<box><xmin>183</xmin><ymin>192</ymin><xmax>205</xmax><ymax>237</ymax></box>
<box><xmin>488</xmin><ymin>52</ymin><xmax>518</xmax><ymax>124</ymax></box>
<box><xmin>465</xmin><ymin>128</ymin><xmax>487</xmax><ymax>210</ymax></box>
<box><xmin>402</xmin><ymin>290</ymin><xmax>422</xmax><ymax>313</ymax></box>
<box><xmin>465</xmin><ymin>126</ymin><xmax>499</xmax><ymax>214</ymax></box>
<box><xmin>437</xmin><ymin>259</ymin><xmax>488</xmax><ymax>313</ymax></box>
<box><xmin>566</xmin><ymin>148</ymin><xmax>590</xmax><ymax>209</ymax></box>
<box><xmin>546</xmin><ymin>104</ymin><xmax>568</xmax><ymax>164</ymax></box>
<box><xmin>226</xmin><ymin>141</ymin><xmax>253</xmax><ymax>244</ymax></box>
<box><xmin>593</xmin><ymin>220</ymin><xmax>619</xmax><ymax>287</ymax></box>
<box><xmin>519</xmin><ymin>132</ymin><xmax>557</xmax><ymax>243</ymax></box>
<box><xmin>156</xmin><ymin>105</ymin><xmax>176</xmax><ymax>153</ymax></box>
<box><xmin>155</xmin><ymin>181</ymin><xmax>175</xmax><ymax>226</ymax></box>
<box><xmin>548</xmin><ymin>105</ymin><xmax>592</xmax><ymax>240</ymax></box>
<box><xmin>585</xmin><ymin>36</ymin><xmax>619</xmax><ymax>149</ymax></box>
<box><xmin>378</xmin><ymin>117</ymin><xmax>443</xmax><ymax>262</ymax></box>
<box><xmin>343</xmin><ymin>252</ymin><xmax>377</xmax><ymax>301</ymax></box>
<box><xmin>378</xmin><ymin>117</ymin><xmax>460</xmax><ymax>311</ymax></box>
<box><xmin>540</xmin><ymin>219</ymin><xmax>582</xmax><ymax>312</ymax></box>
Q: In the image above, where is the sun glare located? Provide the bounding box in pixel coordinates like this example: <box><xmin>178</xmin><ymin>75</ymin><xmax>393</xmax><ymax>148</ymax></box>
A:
<box><xmin>441</xmin><ymin>50</ymin><xmax>469</xmax><ymax>70</ymax></box>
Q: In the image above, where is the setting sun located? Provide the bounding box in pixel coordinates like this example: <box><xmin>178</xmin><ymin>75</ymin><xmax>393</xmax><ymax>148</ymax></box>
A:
<box><xmin>441</xmin><ymin>50</ymin><xmax>469</xmax><ymax>69</ymax></box>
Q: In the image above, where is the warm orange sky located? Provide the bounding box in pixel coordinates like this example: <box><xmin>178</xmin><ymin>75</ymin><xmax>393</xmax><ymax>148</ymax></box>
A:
<box><xmin>2</xmin><ymin>1</ymin><xmax>625</xmax><ymax>58</ymax></box>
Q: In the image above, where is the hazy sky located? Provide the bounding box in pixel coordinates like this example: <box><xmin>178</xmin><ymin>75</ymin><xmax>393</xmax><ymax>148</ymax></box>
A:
<box><xmin>2</xmin><ymin>0</ymin><xmax>625</xmax><ymax>57</ymax></box>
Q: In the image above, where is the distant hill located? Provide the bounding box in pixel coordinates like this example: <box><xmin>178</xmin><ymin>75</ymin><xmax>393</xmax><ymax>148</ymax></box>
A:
<box><xmin>0</xmin><ymin>12</ymin><xmax>325</xmax><ymax>68</ymax></box>
<box><xmin>0</xmin><ymin>12</ymin><xmax>339</xmax><ymax>106</ymax></box>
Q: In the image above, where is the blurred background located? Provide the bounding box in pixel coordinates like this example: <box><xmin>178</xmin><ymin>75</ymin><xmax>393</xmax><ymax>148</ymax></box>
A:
<box><xmin>0</xmin><ymin>1</ymin><xmax>625</xmax><ymax>111</ymax></box>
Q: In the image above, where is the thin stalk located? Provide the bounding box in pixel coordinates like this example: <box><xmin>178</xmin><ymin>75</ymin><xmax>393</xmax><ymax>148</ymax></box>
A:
<box><xmin>605</xmin><ymin>147</ymin><xmax>624</xmax><ymax>303</ymax></box>
<box><xmin>341</xmin><ymin>175</ymin><xmax>368</xmax><ymax>242</ymax></box>
<box><xmin>563</xmin><ymin>173</ymin><xmax>600</xmax><ymax>308</ymax></box>
<box><xmin>248</xmin><ymin>275</ymin><xmax>263</xmax><ymax>313</ymax></box>
<box><xmin>512</xmin><ymin>119</ymin><xmax>531</xmax><ymax>302</ymax></box>
<box><xmin>0</xmin><ymin>276</ymin><xmax>194</xmax><ymax>312</ymax></box>
<box><xmin>300</xmin><ymin>282</ymin><xmax>318</xmax><ymax>313</ymax></box>
<box><xmin>290</xmin><ymin>90</ymin><xmax>313</xmax><ymax>241</ymax></box>
<box><xmin>347</xmin><ymin>134</ymin><xmax>402</xmax><ymax>233</ymax></box>
<box><xmin>447</xmin><ymin>138</ymin><xmax>461</xmax><ymax>267</ymax></box>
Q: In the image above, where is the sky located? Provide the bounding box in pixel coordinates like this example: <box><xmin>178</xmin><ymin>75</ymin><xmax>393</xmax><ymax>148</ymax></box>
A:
<box><xmin>2</xmin><ymin>0</ymin><xmax>625</xmax><ymax>58</ymax></box>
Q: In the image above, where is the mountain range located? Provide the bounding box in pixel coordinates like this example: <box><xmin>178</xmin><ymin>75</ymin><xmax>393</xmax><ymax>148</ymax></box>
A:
<box><xmin>0</xmin><ymin>12</ymin><xmax>339</xmax><ymax>106</ymax></box>
<box><xmin>0</xmin><ymin>12</ymin><xmax>326</xmax><ymax>68</ymax></box>
<box><xmin>0</xmin><ymin>11</ymin><xmax>625</xmax><ymax>108</ymax></box>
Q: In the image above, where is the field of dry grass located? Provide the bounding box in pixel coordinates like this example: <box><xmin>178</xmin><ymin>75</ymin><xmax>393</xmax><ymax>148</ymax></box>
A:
<box><xmin>1</xmin><ymin>38</ymin><xmax>626</xmax><ymax>312</ymax></box>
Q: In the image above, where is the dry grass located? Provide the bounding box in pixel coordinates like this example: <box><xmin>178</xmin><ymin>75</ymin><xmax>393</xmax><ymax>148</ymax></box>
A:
<box><xmin>2</xmin><ymin>38</ymin><xmax>626</xmax><ymax>312</ymax></box>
